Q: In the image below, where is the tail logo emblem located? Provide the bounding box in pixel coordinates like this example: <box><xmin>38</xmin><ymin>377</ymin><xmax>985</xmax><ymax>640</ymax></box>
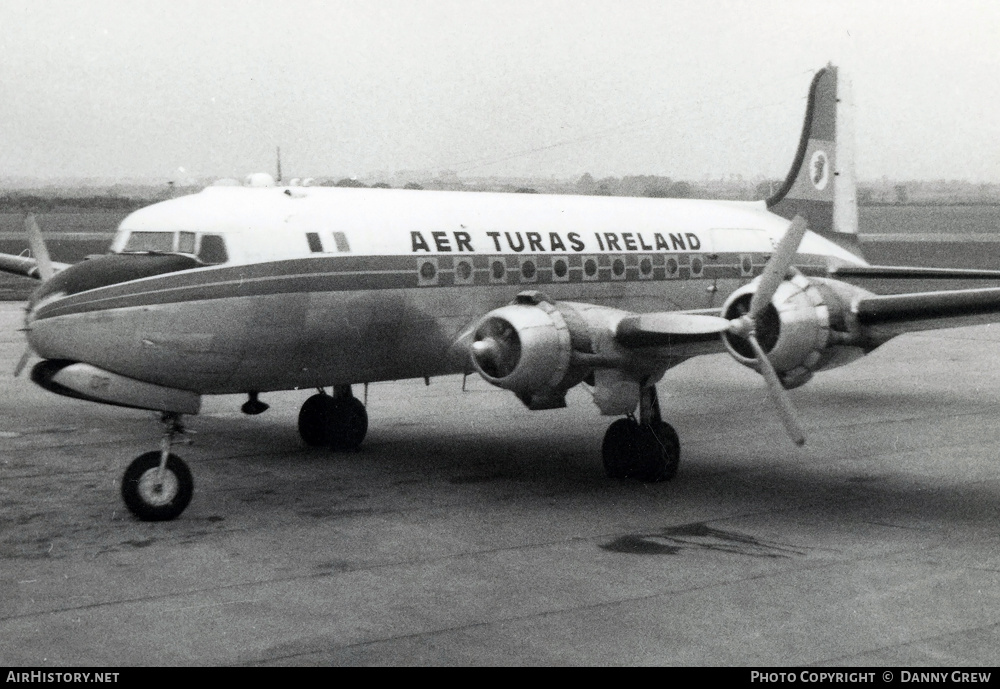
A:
<box><xmin>810</xmin><ymin>150</ymin><xmax>830</xmax><ymax>191</ymax></box>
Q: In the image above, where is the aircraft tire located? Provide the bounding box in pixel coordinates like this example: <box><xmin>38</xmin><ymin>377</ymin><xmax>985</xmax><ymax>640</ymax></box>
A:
<box><xmin>298</xmin><ymin>393</ymin><xmax>368</xmax><ymax>450</ymax></box>
<box><xmin>644</xmin><ymin>420</ymin><xmax>680</xmax><ymax>483</ymax></box>
<box><xmin>121</xmin><ymin>451</ymin><xmax>194</xmax><ymax>521</ymax></box>
<box><xmin>602</xmin><ymin>419</ymin><xmax>679</xmax><ymax>483</ymax></box>
<box><xmin>330</xmin><ymin>396</ymin><xmax>368</xmax><ymax>450</ymax></box>
<box><xmin>602</xmin><ymin>418</ymin><xmax>638</xmax><ymax>479</ymax></box>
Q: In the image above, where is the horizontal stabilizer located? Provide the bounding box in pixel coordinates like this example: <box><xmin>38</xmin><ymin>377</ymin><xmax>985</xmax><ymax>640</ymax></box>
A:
<box><xmin>616</xmin><ymin>312</ymin><xmax>729</xmax><ymax>348</ymax></box>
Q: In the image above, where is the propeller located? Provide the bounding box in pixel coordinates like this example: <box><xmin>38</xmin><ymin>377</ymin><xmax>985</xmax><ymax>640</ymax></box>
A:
<box><xmin>13</xmin><ymin>347</ymin><xmax>32</xmax><ymax>378</ymax></box>
<box><xmin>25</xmin><ymin>213</ymin><xmax>54</xmax><ymax>282</ymax></box>
<box><xmin>14</xmin><ymin>213</ymin><xmax>55</xmax><ymax>376</ymax></box>
<box><xmin>727</xmin><ymin>216</ymin><xmax>809</xmax><ymax>445</ymax></box>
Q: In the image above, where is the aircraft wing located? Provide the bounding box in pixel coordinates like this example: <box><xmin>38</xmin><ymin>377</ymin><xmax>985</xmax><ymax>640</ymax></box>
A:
<box><xmin>0</xmin><ymin>214</ymin><xmax>71</xmax><ymax>280</ymax></box>
<box><xmin>0</xmin><ymin>252</ymin><xmax>69</xmax><ymax>280</ymax></box>
<box><xmin>853</xmin><ymin>286</ymin><xmax>1000</xmax><ymax>338</ymax></box>
<box><xmin>614</xmin><ymin>312</ymin><xmax>728</xmax><ymax>355</ymax></box>
<box><xmin>613</xmin><ymin>284</ymin><xmax>1000</xmax><ymax>349</ymax></box>
<box><xmin>829</xmin><ymin>265</ymin><xmax>1000</xmax><ymax>280</ymax></box>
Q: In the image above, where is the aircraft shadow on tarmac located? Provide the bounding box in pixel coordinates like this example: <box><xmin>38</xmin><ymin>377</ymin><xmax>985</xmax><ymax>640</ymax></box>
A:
<box><xmin>159</xmin><ymin>389</ymin><xmax>1000</xmax><ymax>534</ymax></box>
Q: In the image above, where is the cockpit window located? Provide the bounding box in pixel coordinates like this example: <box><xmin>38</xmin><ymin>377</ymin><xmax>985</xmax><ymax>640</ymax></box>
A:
<box><xmin>178</xmin><ymin>232</ymin><xmax>197</xmax><ymax>254</ymax></box>
<box><xmin>123</xmin><ymin>231</ymin><xmax>175</xmax><ymax>253</ymax></box>
<box><xmin>198</xmin><ymin>234</ymin><xmax>228</xmax><ymax>264</ymax></box>
<box><xmin>118</xmin><ymin>230</ymin><xmax>229</xmax><ymax>265</ymax></box>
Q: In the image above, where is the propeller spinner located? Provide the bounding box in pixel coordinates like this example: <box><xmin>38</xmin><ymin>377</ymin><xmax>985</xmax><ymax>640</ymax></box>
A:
<box><xmin>471</xmin><ymin>317</ymin><xmax>522</xmax><ymax>379</ymax></box>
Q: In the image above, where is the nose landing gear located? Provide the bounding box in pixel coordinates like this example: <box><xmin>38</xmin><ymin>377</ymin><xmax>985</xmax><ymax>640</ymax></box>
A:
<box><xmin>121</xmin><ymin>413</ymin><xmax>194</xmax><ymax>521</ymax></box>
<box><xmin>298</xmin><ymin>385</ymin><xmax>368</xmax><ymax>450</ymax></box>
<box><xmin>601</xmin><ymin>385</ymin><xmax>679</xmax><ymax>483</ymax></box>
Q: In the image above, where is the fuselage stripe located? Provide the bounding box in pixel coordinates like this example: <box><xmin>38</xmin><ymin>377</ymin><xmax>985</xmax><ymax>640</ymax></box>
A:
<box><xmin>33</xmin><ymin>252</ymin><xmax>831</xmax><ymax>321</ymax></box>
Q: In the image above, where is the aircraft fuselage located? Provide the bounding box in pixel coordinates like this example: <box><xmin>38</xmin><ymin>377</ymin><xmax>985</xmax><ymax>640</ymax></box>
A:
<box><xmin>24</xmin><ymin>186</ymin><xmax>861</xmax><ymax>396</ymax></box>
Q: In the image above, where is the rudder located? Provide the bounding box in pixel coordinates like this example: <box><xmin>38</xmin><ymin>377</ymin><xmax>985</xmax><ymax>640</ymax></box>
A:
<box><xmin>767</xmin><ymin>64</ymin><xmax>862</xmax><ymax>257</ymax></box>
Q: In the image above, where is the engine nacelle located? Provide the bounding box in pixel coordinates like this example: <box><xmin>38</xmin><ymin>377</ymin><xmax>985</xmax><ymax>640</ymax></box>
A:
<box><xmin>31</xmin><ymin>359</ymin><xmax>201</xmax><ymax>414</ymax></box>
<box><xmin>469</xmin><ymin>295</ymin><xmax>580</xmax><ymax>409</ymax></box>
<box><xmin>722</xmin><ymin>273</ymin><xmax>869</xmax><ymax>388</ymax></box>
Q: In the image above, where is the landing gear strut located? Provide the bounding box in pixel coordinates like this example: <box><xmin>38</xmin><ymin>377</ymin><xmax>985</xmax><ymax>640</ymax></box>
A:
<box><xmin>298</xmin><ymin>385</ymin><xmax>368</xmax><ymax>450</ymax></box>
<box><xmin>601</xmin><ymin>386</ymin><xmax>679</xmax><ymax>482</ymax></box>
<box><xmin>121</xmin><ymin>412</ymin><xmax>194</xmax><ymax>521</ymax></box>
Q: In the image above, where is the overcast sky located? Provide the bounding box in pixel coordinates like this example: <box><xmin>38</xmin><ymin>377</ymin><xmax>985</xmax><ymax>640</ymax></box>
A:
<box><xmin>2</xmin><ymin>0</ymin><xmax>998</xmax><ymax>183</ymax></box>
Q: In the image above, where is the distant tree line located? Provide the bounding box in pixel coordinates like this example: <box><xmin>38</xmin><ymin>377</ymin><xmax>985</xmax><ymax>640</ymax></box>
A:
<box><xmin>575</xmin><ymin>173</ymin><xmax>693</xmax><ymax>198</ymax></box>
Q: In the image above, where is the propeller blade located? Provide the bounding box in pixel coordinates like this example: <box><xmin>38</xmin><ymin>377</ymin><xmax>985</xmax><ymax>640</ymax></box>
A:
<box><xmin>747</xmin><ymin>332</ymin><xmax>806</xmax><ymax>446</ymax></box>
<box><xmin>749</xmin><ymin>215</ymin><xmax>808</xmax><ymax>321</ymax></box>
<box><xmin>13</xmin><ymin>346</ymin><xmax>32</xmax><ymax>377</ymax></box>
<box><xmin>25</xmin><ymin>214</ymin><xmax>54</xmax><ymax>282</ymax></box>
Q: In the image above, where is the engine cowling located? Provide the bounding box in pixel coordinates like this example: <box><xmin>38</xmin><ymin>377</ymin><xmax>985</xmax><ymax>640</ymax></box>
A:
<box><xmin>469</xmin><ymin>295</ymin><xmax>581</xmax><ymax>409</ymax></box>
<box><xmin>722</xmin><ymin>273</ymin><xmax>869</xmax><ymax>388</ymax></box>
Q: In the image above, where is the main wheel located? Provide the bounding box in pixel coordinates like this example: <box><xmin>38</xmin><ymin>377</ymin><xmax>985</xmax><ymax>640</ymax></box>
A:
<box><xmin>602</xmin><ymin>418</ymin><xmax>637</xmax><ymax>479</ymax></box>
<box><xmin>638</xmin><ymin>420</ymin><xmax>680</xmax><ymax>482</ymax></box>
<box><xmin>601</xmin><ymin>419</ymin><xmax>680</xmax><ymax>483</ymax></box>
<box><xmin>121</xmin><ymin>451</ymin><xmax>194</xmax><ymax>521</ymax></box>
<box><xmin>298</xmin><ymin>393</ymin><xmax>369</xmax><ymax>450</ymax></box>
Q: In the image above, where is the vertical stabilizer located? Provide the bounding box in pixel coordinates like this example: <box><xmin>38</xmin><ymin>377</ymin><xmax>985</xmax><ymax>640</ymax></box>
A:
<box><xmin>767</xmin><ymin>64</ymin><xmax>861</xmax><ymax>253</ymax></box>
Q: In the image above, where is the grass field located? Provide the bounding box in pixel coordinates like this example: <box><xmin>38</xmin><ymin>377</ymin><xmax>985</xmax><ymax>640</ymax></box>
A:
<box><xmin>0</xmin><ymin>211</ymin><xmax>127</xmax><ymax>234</ymax></box>
<box><xmin>0</xmin><ymin>205</ymin><xmax>997</xmax><ymax>300</ymax></box>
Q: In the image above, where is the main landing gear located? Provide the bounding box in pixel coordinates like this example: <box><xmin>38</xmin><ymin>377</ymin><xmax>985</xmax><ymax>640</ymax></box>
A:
<box><xmin>601</xmin><ymin>385</ymin><xmax>680</xmax><ymax>483</ymax></box>
<box><xmin>298</xmin><ymin>385</ymin><xmax>369</xmax><ymax>450</ymax></box>
<box><xmin>121</xmin><ymin>413</ymin><xmax>194</xmax><ymax>521</ymax></box>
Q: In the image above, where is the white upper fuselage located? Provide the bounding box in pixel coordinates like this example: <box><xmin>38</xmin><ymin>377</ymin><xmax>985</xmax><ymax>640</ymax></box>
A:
<box><xmin>111</xmin><ymin>186</ymin><xmax>864</xmax><ymax>264</ymax></box>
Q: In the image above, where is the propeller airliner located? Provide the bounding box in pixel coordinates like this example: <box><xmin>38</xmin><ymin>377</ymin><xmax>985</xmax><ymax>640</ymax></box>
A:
<box><xmin>6</xmin><ymin>64</ymin><xmax>1000</xmax><ymax>521</ymax></box>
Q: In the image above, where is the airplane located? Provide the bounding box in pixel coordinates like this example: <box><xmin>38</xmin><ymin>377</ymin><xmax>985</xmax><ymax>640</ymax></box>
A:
<box><xmin>6</xmin><ymin>63</ymin><xmax>1000</xmax><ymax>523</ymax></box>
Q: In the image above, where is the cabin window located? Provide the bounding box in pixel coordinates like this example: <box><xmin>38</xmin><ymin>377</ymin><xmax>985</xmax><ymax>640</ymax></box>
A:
<box><xmin>332</xmin><ymin>232</ymin><xmax>350</xmax><ymax>252</ymax></box>
<box><xmin>306</xmin><ymin>232</ymin><xmax>324</xmax><ymax>253</ymax></box>
<box><xmin>455</xmin><ymin>259</ymin><xmax>473</xmax><ymax>283</ymax></box>
<box><xmin>198</xmin><ymin>234</ymin><xmax>228</xmax><ymax>264</ymax></box>
<box><xmin>178</xmin><ymin>232</ymin><xmax>196</xmax><ymax>254</ymax></box>
<box><xmin>611</xmin><ymin>257</ymin><xmax>626</xmax><ymax>279</ymax></box>
<box><xmin>123</xmin><ymin>231</ymin><xmax>175</xmax><ymax>253</ymax></box>
<box><xmin>552</xmin><ymin>258</ymin><xmax>569</xmax><ymax>281</ymax></box>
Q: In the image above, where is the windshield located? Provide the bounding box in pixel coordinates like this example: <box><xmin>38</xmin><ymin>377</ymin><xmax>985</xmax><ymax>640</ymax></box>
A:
<box><xmin>122</xmin><ymin>231</ymin><xmax>175</xmax><ymax>253</ymax></box>
<box><xmin>117</xmin><ymin>230</ymin><xmax>229</xmax><ymax>265</ymax></box>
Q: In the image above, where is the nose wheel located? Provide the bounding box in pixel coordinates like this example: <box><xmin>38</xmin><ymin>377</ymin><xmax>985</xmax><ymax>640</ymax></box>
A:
<box><xmin>298</xmin><ymin>385</ymin><xmax>368</xmax><ymax>450</ymax></box>
<box><xmin>601</xmin><ymin>385</ymin><xmax>680</xmax><ymax>482</ymax></box>
<box><xmin>121</xmin><ymin>413</ymin><xmax>194</xmax><ymax>521</ymax></box>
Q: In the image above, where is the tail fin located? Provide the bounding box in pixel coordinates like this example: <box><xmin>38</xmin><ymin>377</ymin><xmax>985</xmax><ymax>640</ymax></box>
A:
<box><xmin>767</xmin><ymin>64</ymin><xmax>863</xmax><ymax>258</ymax></box>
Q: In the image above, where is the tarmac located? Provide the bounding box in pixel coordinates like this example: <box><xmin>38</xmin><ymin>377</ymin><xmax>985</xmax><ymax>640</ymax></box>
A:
<box><xmin>2</xmin><ymin>300</ymin><xmax>1000</xmax><ymax>666</ymax></box>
